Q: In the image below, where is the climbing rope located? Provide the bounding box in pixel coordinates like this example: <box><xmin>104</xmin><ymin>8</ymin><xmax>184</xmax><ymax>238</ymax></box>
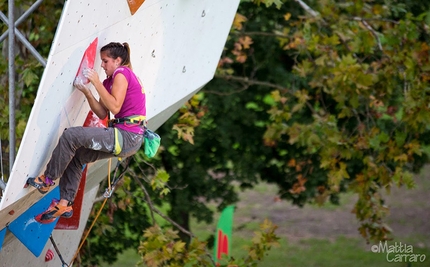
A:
<box><xmin>69</xmin><ymin>157</ymin><xmax>130</xmax><ymax>266</ymax></box>
<box><xmin>70</xmin><ymin>197</ymin><xmax>108</xmax><ymax>266</ymax></box>
<box><xmin>69</xmin><ymin>159</ymin><xmax>112</xmax><ymax>266</ymax></box>
<box><xmin>50</xmin><ymin>235</ymin><xmax>69</xmax><ymax>267</ymax></box>
<box><xmin>103</xmin><ymin>158</ymin><xmax>121</xmax><ymax>198</ymax></box>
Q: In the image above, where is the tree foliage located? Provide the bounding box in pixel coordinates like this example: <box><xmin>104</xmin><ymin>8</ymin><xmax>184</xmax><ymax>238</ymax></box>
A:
<box><xmin>0</xmin><ymin>0</ymin><xmax>64</xmax><ymax>174</ymax></box>
<box><xmin>3</xmin><ymin>0</ymin><xmax>430</xmax><ymax>265</ymax></box>
<box><xmin>217</xmin><ymin>0</ymin><xmax>430</xmax><ymax>241</ymax></box>
<box><xmin>137</xmin><ymin>219</ymin><xmax>279</xmax><ymax>267</ymax></box>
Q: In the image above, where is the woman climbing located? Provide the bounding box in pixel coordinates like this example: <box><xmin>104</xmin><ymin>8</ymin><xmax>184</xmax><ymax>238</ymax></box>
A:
<box><xmin>27</xmin><ymin>42</ymin><xmax>146</xmax><ymax>222</ymax></box>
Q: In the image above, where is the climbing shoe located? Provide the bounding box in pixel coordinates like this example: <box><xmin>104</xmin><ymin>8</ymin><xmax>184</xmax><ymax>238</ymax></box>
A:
<box><xmin>26</xmin><ymin>175</ymin><xmax>55</xmax><ymax>194</ymax></box>
<box><xmin>39</xmin><ymin>199</ymin><xmax>73</xmax><ymax>223</ymax></box>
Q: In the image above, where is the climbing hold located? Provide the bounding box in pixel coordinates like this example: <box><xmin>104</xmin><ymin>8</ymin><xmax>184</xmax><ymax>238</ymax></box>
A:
<box><xmin>45</xmin><ymin>249</ymin><xmax>55</xmax><ymax>262</ymax></box>
<box><xmin>127</xmin><ymin>0</ymin><xmax>145</xmax><ymax>15</ymax></box>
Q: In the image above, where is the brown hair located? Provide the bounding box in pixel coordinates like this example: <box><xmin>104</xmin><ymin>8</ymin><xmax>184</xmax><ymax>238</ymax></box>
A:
<box><xmin>100</xmin><ymin>42</ymin><xmax>132</xmax><ymax>69</ymax></box>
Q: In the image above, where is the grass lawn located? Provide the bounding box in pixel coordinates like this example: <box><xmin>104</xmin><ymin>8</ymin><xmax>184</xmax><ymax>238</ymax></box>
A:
<box><xmin>105</xmin><ymin>235</ymin><xmax>430</xmax><ymax>267</ymax></box>
<box><xmin>104</xmin><ymin>174</ymin><xmax>430</xmax><ymax>267</ymax></box>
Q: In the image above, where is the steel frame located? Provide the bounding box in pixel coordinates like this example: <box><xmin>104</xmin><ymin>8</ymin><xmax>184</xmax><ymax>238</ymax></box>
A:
<box><xmin>0</xmin><ymin>0</ymin><xmax>46</xmax><ymax>177</ymax></box>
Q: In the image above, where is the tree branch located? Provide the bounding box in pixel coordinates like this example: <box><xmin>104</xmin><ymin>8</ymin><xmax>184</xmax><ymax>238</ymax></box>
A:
<box><xmin>131</xmin><ymin>174</ymin><xmax>216</xmax><ymax>266</ymax></box>
<box><xmin>210</xmin><ymin>74</ymin><xmax>292</xmax><ymax>95</ymax></box>
<box><xmin>233</xmin><ymin>31</ymin><xmax>288</xmax><ymax>39</ymax></box>
<box><xmin>294</xmin><ymin>0</ymin><xmax>319</xmax><ymax>18</ymax></box>
<box><xmin>125</xmin><ymin>166</ymin><xmax>194</xmax><ymax>236</ymax></box>
<box><xmin>352</xmin><ymin>17</ymin><xmax>399</xmax><ymax>24</ymax></box>
<box><xmin>294</xmin><ymin>0</ymin><xmax>386</xmax><ymax>52</ymax></box>
<box><xmin>127</xmin><ymin>169</ymin><xmax>157</xmax><ymax>225</ymax></box>
<box><xmin>353</xmin><ymin>17</ymin><xmax>383</xmax><ymax>52</ymax></box>
<box><xmin>93</xmin><ymin>195</ymin><xmax>106</xmax><ymax>203</ymax></box>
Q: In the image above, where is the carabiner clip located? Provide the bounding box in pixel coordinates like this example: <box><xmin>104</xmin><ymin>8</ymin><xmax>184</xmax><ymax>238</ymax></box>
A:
<box><xmin>103</xmin><ymin>186</ymin><xmax>115</xmax><ymax>198</ymax></box>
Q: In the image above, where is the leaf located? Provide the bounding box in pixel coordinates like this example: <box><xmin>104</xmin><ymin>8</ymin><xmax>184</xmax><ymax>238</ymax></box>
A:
<box><xmin>156</xmin><ymin>170</ymin><xmax>170</xmax><ymax>183</ymax></box>
<box><xmin>239</xmin><ymin>36</ymin><xmax>254</xmax><ymax>49</ymax></box>
<box><xmin>395</xmin><ymin>131</ymin><xmax>408</xmax><ymax>147</ymax></box>
<box><xmin>232</xmin><ymin>13</ymin><xmax>247</xmax><ymax>30</ymax></box>
<box><xmin>263</xmin><ymin>0</ymin><xmax>283</xmax><ymax>9</ymax></box>
<box><xmin>315</xmin><ymin>55</ymin><xmax>327</xmax><ymax>66</ymax></box>
<box><xmin>21</xmin><ymin>68</ymin><xmax>38</xmax><ymax>87</ymax></box>
<box><xmin>378</xmin><ymin>132</ymin><xmax>390</xmax><ymax>143</ymax></box>
<box><xmin>173</xmin><ymin>241</ymin><xmax>186</xmax><ymax>253</ymax></box>
<box><xmin>287</xmin><ymin>158</ymin><xmax>296</xmax><ymax>167</ymax></box>
<box><xmin>160</xmin><ymin>188</ymin><xmax>170</xmax><ymax>196</ymax></box>
<box><xmin>393</xmin><ymin>153</ymin><xmax>407</xmax><ymax>162</ymax></box>
<box><xmin>245</xmin><ymin>102</ymin><xmax>262</xmax><ymax>111</ymax></box>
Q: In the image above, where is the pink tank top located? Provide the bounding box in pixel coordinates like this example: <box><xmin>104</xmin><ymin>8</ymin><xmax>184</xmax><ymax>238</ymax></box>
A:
<box><xmin>103</xmin><ymin>66</ymin><xmax>146</xmax><ymax>134</ymax></box>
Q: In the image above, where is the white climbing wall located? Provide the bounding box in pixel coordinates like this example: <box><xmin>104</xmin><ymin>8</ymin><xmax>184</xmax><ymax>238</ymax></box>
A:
<box><xmin>1</xmin><ymin>0</ymin><xmax>239</xmax><ymax>209</ymax></box>
<box><xmin>0</xmin><ymin>0</ymin><xmax>240</xmax><ymax>265</ymax></box>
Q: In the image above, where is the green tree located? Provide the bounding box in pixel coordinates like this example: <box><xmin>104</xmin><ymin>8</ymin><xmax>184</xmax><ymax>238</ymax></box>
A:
<box><xmin>0</xmin><ymin>0</ymin><xmax>64</xmax><ymax>174</ymax></box>
<box><xmin>4</xmin><ymin>0</ymin><xmax>430</xmax><ymax>265</ymax></box>
<box><xmin>217</xmin><ymin>0</ymin><xmax>430</xmax><ymax>241</ymax></box>
<box><xmin>83</xmin><ymin>0</ymin><xmax>430</xmax><ymax>263</ymax></box>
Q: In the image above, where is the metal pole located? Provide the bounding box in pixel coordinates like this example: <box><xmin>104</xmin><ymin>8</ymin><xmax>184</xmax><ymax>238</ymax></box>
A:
<box><xmin>0</xmin><ymin>9</ymin><xmax>47</xmax><ymax>66</ymax></box>
<box><xmin>0</xmin><ymin>0</ymin><xmax>44</xmax><ymax>43</ymax></box>
<box><xmin>0</xmin><ymin>135</ymin><xmax>5</xmax><ymax>191</ymax></box>
<box><xmin>14</xmin><ymin>26</ymin><xmax>46</xmax><ymax>66</ymax></box>
<box><xmin>8</xmin><ymin>0</ymin><xmax>16</xmax><ymax>172</ymax></box>
<box><xmin>0</xmin><ymin>135</ymin><xmax>5</xmax><ymax>190</ymax></box>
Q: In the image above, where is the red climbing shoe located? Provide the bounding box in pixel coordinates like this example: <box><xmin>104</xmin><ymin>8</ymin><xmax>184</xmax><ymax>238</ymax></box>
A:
<box><xmin>26</xmin><ymin>175</ymin><xmax>55</xmax><ymax>194</ymax></box>
<box><xmin>35</xmin><ymin>199</ymin><xmax>73</xmax><ymax>224</ymax></box>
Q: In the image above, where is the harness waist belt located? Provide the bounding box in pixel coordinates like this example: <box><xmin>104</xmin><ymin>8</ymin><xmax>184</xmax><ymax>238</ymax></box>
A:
<box><xmin>109</xmin><ymin>115</ymin><xmax>146</xmax><ymax>126</ymax></box>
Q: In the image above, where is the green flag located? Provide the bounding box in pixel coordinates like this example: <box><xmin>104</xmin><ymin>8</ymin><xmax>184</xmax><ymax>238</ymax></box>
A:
<box><xmin>214</xmin><ymin>205</ymin><xmax>235</xmax><ymax>265</ymax></box>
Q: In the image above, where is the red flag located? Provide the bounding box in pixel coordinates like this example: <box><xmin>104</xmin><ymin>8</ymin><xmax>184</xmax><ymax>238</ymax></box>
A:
<box><xmin>214</xmin><ymin>205</ymin><xmax>234</xmax><ymax>265</ymax></box>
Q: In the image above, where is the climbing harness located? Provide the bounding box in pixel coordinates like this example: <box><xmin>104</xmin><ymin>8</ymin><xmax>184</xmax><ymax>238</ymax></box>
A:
<box><xmin>50</xmin><ymin>235</ymin><xmax>69</xmax><ymax>267</ymax></box>
<box><xmin>70</xmin><ymin>157</ymin><xmax>131</xmax><ymax>266</ymax></box>
<box><xmin>108</xmin><ymin>115</ymin><xmax>146</xmax><ymax>127</ymax></box>
<box><xmin>109</xmin><ymin>115</ymin><xmax>146</xmax><ymax>156</ymax></box>
<box><xmin>113</xmin><ymin>128</ymin><xmax>124</xmax><ymax>156</ymax></box>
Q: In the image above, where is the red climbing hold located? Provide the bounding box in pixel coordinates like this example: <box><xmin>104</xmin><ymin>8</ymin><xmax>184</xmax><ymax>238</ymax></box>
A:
<box><xmin>45</xmin><ymin>249</ymin><xmax>54</xmax><ymax>262</ymax></box>
<box><xmin>74</xmin><ymin>37</ymin><xmax>98</xmax><ymax>85</ymax></box>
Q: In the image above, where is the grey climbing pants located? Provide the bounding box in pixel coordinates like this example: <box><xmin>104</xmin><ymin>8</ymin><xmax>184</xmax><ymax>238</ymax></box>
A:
<box><xmin>44</xmin><ymin>126</ymin><xmax>143</xmax><ymax>202</ymax></box>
